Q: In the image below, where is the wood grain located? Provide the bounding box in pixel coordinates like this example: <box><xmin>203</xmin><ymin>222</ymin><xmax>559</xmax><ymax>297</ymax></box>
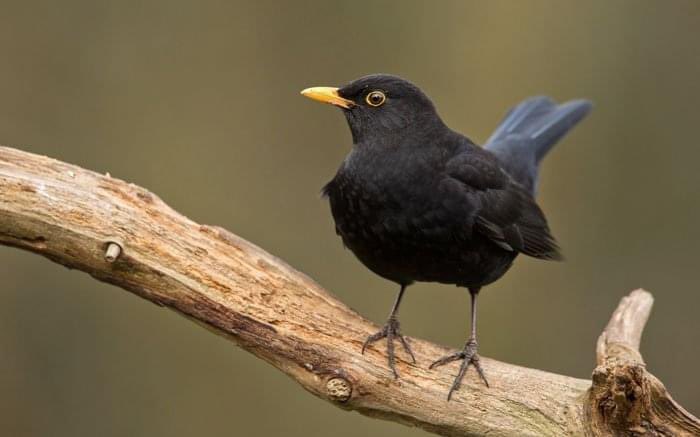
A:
<box><xmin>0</xmin><ymin>146</ymin><xmax>697</xmax><ymax>436</ymax></box>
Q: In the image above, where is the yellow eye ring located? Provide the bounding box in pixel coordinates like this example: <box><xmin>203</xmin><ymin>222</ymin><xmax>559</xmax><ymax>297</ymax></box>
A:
<box><xmin>365</xmin><ymin>90</ymin><xmax>386</xmax><ymax>107</ymax></box>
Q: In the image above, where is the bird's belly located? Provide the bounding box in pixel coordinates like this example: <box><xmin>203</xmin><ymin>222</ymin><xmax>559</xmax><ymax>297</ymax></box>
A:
<box><xmin>339</xmin><ymin>221</ymin><xmax>516</xmax><ymax>287</ymax></box>
<box><xmin>327</xmin><ymin>170</ymin><xmax>516</xmax><ymax>288</ymax></box>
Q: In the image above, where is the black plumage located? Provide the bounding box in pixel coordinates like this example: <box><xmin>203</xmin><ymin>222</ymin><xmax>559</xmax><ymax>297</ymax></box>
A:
<box><xmin>302</xmin><ymin>74</ymin><xmax>591</xmax><ymax>399</ymax></box>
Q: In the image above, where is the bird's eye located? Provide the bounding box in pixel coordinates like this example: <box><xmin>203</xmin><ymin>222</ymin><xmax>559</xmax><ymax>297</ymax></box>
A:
<box><xmin>365</xmin><ymin>91</ymin><xmax>386</xmax><ymax>107</ymax></box>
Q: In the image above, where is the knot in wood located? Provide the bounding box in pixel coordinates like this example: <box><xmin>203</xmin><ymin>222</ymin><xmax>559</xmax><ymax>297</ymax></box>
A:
<box><xmin>591</xmin><ymin>363</ymin><xmax>649</xmax><ymax>432</ymax></box>
<box><xmin>326</xmin><ymin>377</ymin><xmax>352</xmax><ymax>403</ymax></box>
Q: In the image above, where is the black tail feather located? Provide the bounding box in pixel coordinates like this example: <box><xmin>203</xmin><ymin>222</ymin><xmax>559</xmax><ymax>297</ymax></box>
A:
<box><xmin>484</xmin><ymin>96</ymin><xmax>592</xmax><ymax>194</ymax></box>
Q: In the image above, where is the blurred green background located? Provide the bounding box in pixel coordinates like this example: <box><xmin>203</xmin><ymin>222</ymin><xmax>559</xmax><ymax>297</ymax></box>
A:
<box><xmin>1</xmin><ymin>1</ymin><xmax>699</xmax><ymax>435</ymax></box>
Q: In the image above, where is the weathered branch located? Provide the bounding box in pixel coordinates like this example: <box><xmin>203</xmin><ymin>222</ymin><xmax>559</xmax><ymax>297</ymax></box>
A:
<box><xmin>587</xmin><ymin>290</ymin><xmax>700</xmax><ymax>435</ymax></box>
<box><xmin>0</xmin><ymin>145</ymin><xmax>697</xmax><ymax>436</ymax></box>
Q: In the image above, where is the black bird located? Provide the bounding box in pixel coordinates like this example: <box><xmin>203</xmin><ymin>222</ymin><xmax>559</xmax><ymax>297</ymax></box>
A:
<box><xmin>301</xmin><ymin>74</ymin><xmax>591</xmax><ymax>400</ymax></box>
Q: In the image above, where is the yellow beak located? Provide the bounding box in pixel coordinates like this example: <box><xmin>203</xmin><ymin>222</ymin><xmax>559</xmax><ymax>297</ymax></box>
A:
<box><xmin>300</xmin><ymin>87</ymin><xmax>355</xmax><ymax>109</ymax></box>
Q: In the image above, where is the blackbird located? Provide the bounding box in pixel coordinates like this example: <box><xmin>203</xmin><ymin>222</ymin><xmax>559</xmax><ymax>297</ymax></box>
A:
<box><xmin>301</xmin><ymin>74</ymin><xmax>591</xmax><ymax>400</ymax></box>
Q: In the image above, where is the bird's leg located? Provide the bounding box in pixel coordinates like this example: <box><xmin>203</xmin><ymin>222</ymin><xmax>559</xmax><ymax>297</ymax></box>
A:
<box><xmin>430</xmin><ymin>287</ymin><xmax>489</xmax><ymax>400</ymax></box>
<box><xmin>362</xmin><ymin>284</ymin><xmax>415</xmax><ymax>378</ymax></box>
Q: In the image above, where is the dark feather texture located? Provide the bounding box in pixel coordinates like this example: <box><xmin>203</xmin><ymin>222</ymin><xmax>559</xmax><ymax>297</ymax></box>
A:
<box><xmin>320</xmin><ymin>74</ymin><xmax>589</xmax><ymax>288</ymax></box>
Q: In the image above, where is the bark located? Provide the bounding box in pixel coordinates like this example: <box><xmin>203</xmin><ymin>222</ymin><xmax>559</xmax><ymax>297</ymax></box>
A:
<box><xmin>0</xmin><ymin>145</ymin><xmax>697</xmax><ymax>436</ymax></box>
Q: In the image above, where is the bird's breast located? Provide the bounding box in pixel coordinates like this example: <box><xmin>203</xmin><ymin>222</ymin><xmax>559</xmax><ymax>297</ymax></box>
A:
<box><xmin>328</xmin><ymin>166</ymin><xmax>469</xmax><ymax>282</ymax></box>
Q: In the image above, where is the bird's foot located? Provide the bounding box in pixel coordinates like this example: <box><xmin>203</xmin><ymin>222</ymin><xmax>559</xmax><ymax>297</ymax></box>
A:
<box><xmin>429</xmin><ymin>338</ymin><xmax>489</xmax><ymax>400</ymax></box>
<box><xmin>362</xmin><ymin>316</ymin><xmax>416</xmax><ymax>378</ymax></box>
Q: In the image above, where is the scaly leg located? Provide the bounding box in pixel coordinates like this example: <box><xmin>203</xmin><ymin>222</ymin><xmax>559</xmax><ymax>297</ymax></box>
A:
<box><xmin>362</xmin><ymin>284</ymin><xmax>416</xmax><ymax>378</ymax></box>
<box><xmin>430</xmin><ymin>287</ymin><xmax>489</xmax><ymax>400</ymax></box>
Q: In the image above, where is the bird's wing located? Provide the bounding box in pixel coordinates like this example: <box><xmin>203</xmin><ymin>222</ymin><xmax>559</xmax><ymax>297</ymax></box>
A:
<box><xmin>444</xmin><ymin>150</ymin><xmax>561</xmax><ymax>260</ymax></box>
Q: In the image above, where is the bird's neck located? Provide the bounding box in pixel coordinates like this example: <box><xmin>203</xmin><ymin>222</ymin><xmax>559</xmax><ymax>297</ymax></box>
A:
<box><xmin>355</xmin><ymin>117</ymin><xmax>451</xmax><ymax>150</ymax></box>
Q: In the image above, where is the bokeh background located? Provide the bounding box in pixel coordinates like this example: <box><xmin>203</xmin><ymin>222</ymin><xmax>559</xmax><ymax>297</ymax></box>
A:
<box><xmin>1</xmin><ymin>1</ymin><xmax>699</xmax><ymax>436</ymax></box>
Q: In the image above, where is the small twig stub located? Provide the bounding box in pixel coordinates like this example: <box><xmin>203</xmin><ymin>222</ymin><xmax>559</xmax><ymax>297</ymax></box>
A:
<box><xmin>104</xmin><ymin>242</ymin><xmax>122</xmax><ymax>263</ymax></box>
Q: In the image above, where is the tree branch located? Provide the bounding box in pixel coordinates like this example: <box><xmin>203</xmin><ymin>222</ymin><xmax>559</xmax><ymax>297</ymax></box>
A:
<box><xmin>0</xmin><ymin>145</ymin><xmax>697</xmax><ymax>436</ymax></box>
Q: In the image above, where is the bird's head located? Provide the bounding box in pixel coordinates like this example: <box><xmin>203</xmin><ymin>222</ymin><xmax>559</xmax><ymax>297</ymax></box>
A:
<box><xmin>301</xmin><ymin>74</ymin><xmax>446</xmax><ymax>146</ymax></box>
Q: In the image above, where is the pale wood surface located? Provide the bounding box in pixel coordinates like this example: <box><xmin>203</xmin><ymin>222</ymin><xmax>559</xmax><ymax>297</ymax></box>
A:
<box><xmin>1</xmin><ymin>146</ymin><xmax>697</xmax><ymax>436</ymax></box>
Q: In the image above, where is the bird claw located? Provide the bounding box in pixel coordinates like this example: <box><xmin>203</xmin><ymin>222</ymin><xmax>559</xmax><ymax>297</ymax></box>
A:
<box><xmin>430</xmin><ymin>338</ymin><xmax>489</xmax><ymax>400</ymax></box>
<box><xmin>362</xmin><ymin>316</ymin><xmax>416</xmax><ymax>378</ymax></box>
